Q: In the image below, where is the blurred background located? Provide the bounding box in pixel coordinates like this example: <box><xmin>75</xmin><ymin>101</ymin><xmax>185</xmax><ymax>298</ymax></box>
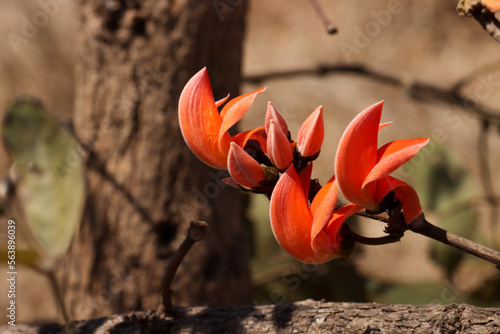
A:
<box><xmin>1</xmin><ymin>0</ymin><xmax>500</xmax><ymax>324</ymax></box>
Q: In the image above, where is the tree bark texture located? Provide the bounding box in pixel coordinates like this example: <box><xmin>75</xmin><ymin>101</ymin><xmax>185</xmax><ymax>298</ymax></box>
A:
<box><xmin>56</xmin><ymin>0</ymin><xmax>252</xmax><ymax>320</ymax></box>
<box><xmin>3</xmin><ymin>300</ymin><xmax>499</xmax><ymax>333</ymax></box>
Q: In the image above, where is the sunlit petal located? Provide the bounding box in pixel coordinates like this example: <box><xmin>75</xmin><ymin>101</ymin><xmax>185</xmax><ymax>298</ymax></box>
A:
<box><xmin>362</xmin><ymin>138</ymin><xmax>429</xmax><ymax>188</ymax></box>
<box><xmin>335</xmin><ymin>101</ymin><xmax>383</xmax><ymax>207</ymax></box>
<box><xmin>267</xmin><ymin>120</ymin><xmax>293</xmax><ymax>170</ymax></box>
<box><xmin>218</xmin><ymin>87</ymin><xmax>266</xmax><ymax>153</ymax></box>
<box><xmin>228</xmin><ymin>142</ymin><xmax>266</xmax><ymax>188</ymax></box>
<box><xmin>178</xmin><ymin>67</ymin><xmax>228</xmax><ymax>169</ymax></box>
<box><xmin>265</xmin><ymin>102</ymin><xmax>288</xmax><ymax>135</ymax></box>
<box><xmin>297</xmin><ymin>106</ymin><xmax>324</xmax><ymax>158</ymax></box>
<box><xmin>270</xmin><ymin>166</ymin><xmax>333</xmax><ymax>263</ymax></box>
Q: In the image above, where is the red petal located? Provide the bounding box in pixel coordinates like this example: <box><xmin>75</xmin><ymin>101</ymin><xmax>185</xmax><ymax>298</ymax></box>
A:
<box><xmin>265</xmin><ymin>102</ymin><xmax>288</xmax><ymax>135</ymax></box>
<box><xmin>310</xmin><ymin>177</ymin><xmax>338</xmax><ymax>249</ymax></box>
<box><xmin>267</xmin><ymin>120</ymin><xmax>293</xmax><ymax>170</ymax></box>
<box><xmin>297</xmin><ymin>106</ymin><xmax>324</xmax><ymax>158</ymax></box>
<box><xmin>313</xmin><ymin>203</ymin><xmax>361</xmax><ymax>254</ymax></box>
<box><xmin>178</xmin><ymin>67</ymin><xmax>229</xmax><ymax>169</ymax></box>
<box><xmin>269</xmin><ymin>166</ymin><xmax>333</xmax><ymax>264</ymax></box>
<box><xmin>370</xmin><ymin>176</ymin><xmax>423</xmax><ymax>223</ymax></box>
<box><xmin>232</xmin><ymin>126</ymin><xmax>267</xmax><ymax>154</ymax></box>
<box><xmin>335</xmin><ymin>101</ymin><xmax>383</xmax><ymax>207</ymax></box>
<box><xmin>379</xmin><ymin>122</ymin><xmax>392</xmax><ymax>131</ymax></box>
<box><xmin>310</xmin><ymin>174</ymin><xmax>335</xmax><ymax>217</ymax></box>
<box><xmin>228</xmin><ymin>143</ymin><xmax>266</xmax><ymax>188</ymax></box>
<box><xmin>362</xmin><ymin>138</ymin><xmax>429</xmax><ymax>189</ymax></box>
<box><xmin>298</xmin><ymin>162</ymin><xmax>313</xmax><ymax>197</ymax></box>
<box><xmin>218</xmin><ymin>87</ymin><xmax>266</xmax><ymax>153</ymax></box>
<box><xmin>215</xmin><ymin>94</ymin><xmax>230</xmax><ymax>108</ymax></box>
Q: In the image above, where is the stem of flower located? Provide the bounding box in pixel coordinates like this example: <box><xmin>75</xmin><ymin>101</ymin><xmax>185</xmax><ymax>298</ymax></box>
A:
<box><xmin>157</xmin><ymin>221</ymin><xmax>207</xmax><ymax>315</ymax></box>
<box><xmin>407</xmin><ymin>215</ymin><xmax>500</xmax><ymax>270</ymax></box>
<box><xmin>353</xmin><ymin>233</ymin><xmax>402</xmax><ymax>246</ymax></box>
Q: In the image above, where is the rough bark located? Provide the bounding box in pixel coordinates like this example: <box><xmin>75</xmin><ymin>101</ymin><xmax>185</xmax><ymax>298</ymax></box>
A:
<box><xmin>55</xmin><ymin>0</ymin><xmax>252</xmax><ymax>320</ymax></box>
<box><xmin>3</xmin><ymin>300</ymin><xmax>500</xmax><ymax>333</ymax></box>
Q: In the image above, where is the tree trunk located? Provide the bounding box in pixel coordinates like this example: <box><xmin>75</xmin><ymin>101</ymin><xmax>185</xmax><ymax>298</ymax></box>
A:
<box><xmin>56</xmin><ymin>0</ymin><xmax>252</xmax><ymax>320</ymax></box>
<box><xmin>3</xmin><ymin>301</ymin><xmax>499</xmax><ymax>333</ymax></box>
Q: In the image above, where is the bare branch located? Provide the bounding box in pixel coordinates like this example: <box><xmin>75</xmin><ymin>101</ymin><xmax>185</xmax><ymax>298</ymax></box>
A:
<box><xmin>309</xmin><ymin>0</ymin><xmax>338</xmax><ymax>34</ymax></box>
<box><xmin>158</xmin><ymin>221</ymin><xmax>207</xmax><ymax>315</ymax></box>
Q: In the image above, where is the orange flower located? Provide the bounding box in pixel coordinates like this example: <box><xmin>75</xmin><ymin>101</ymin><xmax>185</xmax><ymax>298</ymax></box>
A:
<box><xmin>270</xmin><ymin>164</ymin><xmax>361</xmax><ymax>263</ymax></box>
<box><xmin>335</xmin><ymin>101</ymin><xmax>429</xmax><ymax>222</ymax></box>
<box><xmin>178</xmin><ymin>68</ymin><xmax>265</xmax><ymax>169</ymax></box>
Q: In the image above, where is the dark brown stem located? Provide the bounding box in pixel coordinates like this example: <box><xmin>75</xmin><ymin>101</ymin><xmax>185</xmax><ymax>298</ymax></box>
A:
<box><xmin>309</xmin><ymin>0</ymin><xmax>338</xmax><ymax>34</ymax></box>
<box><xmin>408</xmin><ymin>215</ymin><xmax>500</xmax><ymax>269</ymax></box>
<box><xmin>157</xmin><ymin>221</ymin><xmax>207</xmax><ymax>315</ymax></box>
<box><xmin>353</xmin><ymin>233</ymin><xmax>402</xmax><ymax>246</ymax></box>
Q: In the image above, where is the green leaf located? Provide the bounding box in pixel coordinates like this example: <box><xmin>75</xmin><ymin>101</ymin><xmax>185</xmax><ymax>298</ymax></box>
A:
<box><xmin>2</xmin><ymin>95</ymin><xmax>85</xmax><ymax>266</ymax></box>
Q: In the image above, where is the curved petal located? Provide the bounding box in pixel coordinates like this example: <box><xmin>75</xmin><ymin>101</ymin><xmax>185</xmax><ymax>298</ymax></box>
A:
<box><xmin>297</xmin><ymin>106</ymin><xmax>324</xmax><ymax>158</ymax></box>
<box><xmin>312</xmin><ymin>203</ymin><xmax>361</xmax><ymax>255</ymax></box>
<box><xmin>362</xmin><ymin>138</ymin><xmax>429</xmax><ymax>188</ymax></box>
<box><xmin>178</xmin><ymin>68</ymin><xmax>228</xmax><ymax>169</ymax></box>
<box><xmin>310</xmin><ymin>178</ymin><xmax>338</xmax><ymax>251</ymax></box>
<box><xmin>218</xmin><ymin>87</ymin><xmax>266</xmax><ymax>153</ymax></box>
<box><xmin>228</xmin><ymin>142</ymin><xmax>266</xmax><ymax>188</ymax></box>
<box><xmin>335</xmin><ymin>101</ymin><xmax>383</xmax><ymax>207</ymax></box>
<box><xmin>366</xmin><ymin>175</ymin><xmax>423</xmax><ymax>223</ymax></box>
<box><xmin>379</xmin><ymin>121</ymin><xmax>392</xmax><ymax>131</ymax></box>
<box><xmin>270</xmin><ymin>166</ymin><xmax>332</xmax><ymax>264</ymax></box>
<box><xmin>310</xmin><ymin>174</ymin><xmax>336</xmax><ymax>217</ymax></box>
<box><xmin>215</xmin><ymin>94</ymin><xmax>230</xmax><ymax>108</ymax></box>
<box><xmin>267</xmin><ymin>120</ymin><xmax>293</xmax><ymax>170</ymax></box>
<box><xmin>232</xmin><ymin>126</ymin><xmax>267</xmax><ymax>154</ymax></box>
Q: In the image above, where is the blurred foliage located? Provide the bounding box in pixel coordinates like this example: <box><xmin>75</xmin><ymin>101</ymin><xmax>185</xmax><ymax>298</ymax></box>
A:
<box><xmin>1</xmin><ymin>95</ymin><xmax>85</xmax><ymax>270</ymax></box>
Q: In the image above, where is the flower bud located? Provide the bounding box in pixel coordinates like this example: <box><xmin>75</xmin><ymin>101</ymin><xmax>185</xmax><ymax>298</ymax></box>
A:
<box><xmin>227</xmin><ymin>142</ymin><xmax>266</xmax><ymax>188</ymax></box>
<box><xmin>267</xmin><ymin>119</ymin><xmax>293</xmax><ymax>170</ymax></box>
<box><xmin>297</xmin><ymin>106</ymin><xmax>324</xmax><ymax>159</ymax></box>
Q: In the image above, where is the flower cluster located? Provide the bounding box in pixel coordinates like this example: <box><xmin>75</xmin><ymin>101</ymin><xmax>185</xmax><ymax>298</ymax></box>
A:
<box><xmin>179</xmin><ymin>68</ymin><xmax>429</xmax><ymax>264</ymax></box>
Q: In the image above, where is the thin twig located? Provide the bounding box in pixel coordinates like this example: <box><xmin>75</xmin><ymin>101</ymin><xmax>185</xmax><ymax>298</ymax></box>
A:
<box><xmin>472</xmin><ymin>6</ymin><xmax>500</xmax><ymax>43</ymax></box>
<box><xmin>335</xmin><ymin>198</ymin><xmax>500</xmax><ymax>269</ymax></box>
<box><xmin>457</xmin><ymin>0</ymin><xmax>500</xmax><ymax>43</ymax></box>
<box><xmin>157</xmin><ymin>221</ymin><xmax>207</xmax><ymax>315</ymax></box>
<box><xmin>309</xmin><ymin>0</ymin><xmax>338</xmax><ymax>34</ymax></box>
<box><xmin>408</xmin><ymin>215</ymin><xmax>500</xmax><ymax>269</ymax></box>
